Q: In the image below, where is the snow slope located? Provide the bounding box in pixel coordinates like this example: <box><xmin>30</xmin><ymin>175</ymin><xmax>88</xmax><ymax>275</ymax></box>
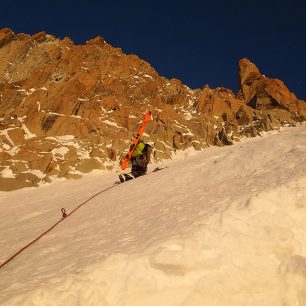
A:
<box><xmin>0</xmin><ymin>125</ymin><xmax>306</xmax><ymax>306</ymax></box>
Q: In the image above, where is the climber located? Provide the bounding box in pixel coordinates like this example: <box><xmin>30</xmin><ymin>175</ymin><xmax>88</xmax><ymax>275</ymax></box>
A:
<box><xmin>119</xmin><ymin>140</ymin><xmax>151</xmax><ymax>182</ymax></box>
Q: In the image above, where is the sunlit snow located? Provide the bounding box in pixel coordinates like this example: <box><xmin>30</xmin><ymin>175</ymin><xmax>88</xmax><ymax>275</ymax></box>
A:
<box><xmin>0</xmin><ymin>124</ymin><xmax>306</xmax><ymax>306</ymax></box>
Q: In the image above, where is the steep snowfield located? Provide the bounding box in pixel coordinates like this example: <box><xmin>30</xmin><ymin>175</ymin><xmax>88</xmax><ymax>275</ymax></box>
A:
<box><xmin>0</xmin><ymin>124</ymin><xmax>306</xmax><ymax>306</ymax></box>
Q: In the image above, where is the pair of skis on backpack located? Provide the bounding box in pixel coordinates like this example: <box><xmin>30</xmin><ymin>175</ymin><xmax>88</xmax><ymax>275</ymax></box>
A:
<box><xmin>117</xmin><ymin>111</ymin><xmax>165</xmax><ymax>183</ymax></box>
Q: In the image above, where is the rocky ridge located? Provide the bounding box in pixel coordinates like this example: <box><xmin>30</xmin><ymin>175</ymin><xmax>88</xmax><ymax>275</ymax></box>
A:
<box><xmin>0</xmin><ymin>28</ymin><xmax>305</xmax><ymax>191</ymax></box>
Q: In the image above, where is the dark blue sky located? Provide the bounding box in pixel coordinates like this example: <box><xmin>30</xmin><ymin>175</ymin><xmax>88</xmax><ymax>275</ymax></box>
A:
<box><xmin>1</xmin><ymin>0</ymin><xmax>306</xmax><ymax>99</ymax></box>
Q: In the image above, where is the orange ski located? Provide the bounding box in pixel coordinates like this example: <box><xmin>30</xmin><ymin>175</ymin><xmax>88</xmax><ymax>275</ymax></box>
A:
<box><xmin>120</xmin><ymin>111</ymin><xmax>151</xmax><ymax>170</ymax></box>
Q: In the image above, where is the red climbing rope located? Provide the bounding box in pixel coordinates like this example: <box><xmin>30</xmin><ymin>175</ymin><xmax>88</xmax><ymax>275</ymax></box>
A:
<box><xmin>0</xmin><ymin>183</ymin><xmax>119</xmax><ymax>270</ymax></box>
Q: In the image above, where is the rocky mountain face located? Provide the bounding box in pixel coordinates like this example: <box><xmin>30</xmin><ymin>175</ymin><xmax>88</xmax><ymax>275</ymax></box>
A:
<box><xmin>0</xmin><ymin>28</ymin><xmax>305</xmax><ymax>191</ymax></box>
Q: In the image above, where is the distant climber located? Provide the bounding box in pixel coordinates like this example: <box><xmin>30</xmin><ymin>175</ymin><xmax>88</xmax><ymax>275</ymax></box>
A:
<box><xmin>119</xmin><ymin>140</ymin><xmax>151</xmax><ymax>182</ymax></box>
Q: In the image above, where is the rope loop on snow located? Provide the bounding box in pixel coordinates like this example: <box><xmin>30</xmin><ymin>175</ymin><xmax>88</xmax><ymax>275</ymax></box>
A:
<box><xmin>0</xmin><ymin>183</ymin><xmax>119</xmax><ymax>270</ymax></box>
<box><xmin>61</xmin><ymin>208</ymin><xmax>67</xmax><ymax>218</ymax></box>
